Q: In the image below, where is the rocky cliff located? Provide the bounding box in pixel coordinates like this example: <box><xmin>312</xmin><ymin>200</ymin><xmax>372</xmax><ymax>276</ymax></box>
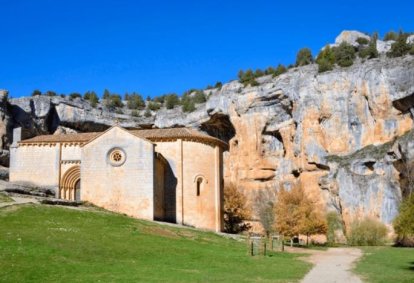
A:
<box><xmin>1</xmin><ymin>31</ymin><xmax>413</xmax><ymax>229</ymax></box>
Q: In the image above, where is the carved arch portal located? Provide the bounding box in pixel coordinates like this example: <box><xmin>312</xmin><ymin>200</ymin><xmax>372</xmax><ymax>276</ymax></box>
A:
<box><xmin>60</xmin><ymin>165</ymin><xmax>81</xmax><ymax>201</ymax></box>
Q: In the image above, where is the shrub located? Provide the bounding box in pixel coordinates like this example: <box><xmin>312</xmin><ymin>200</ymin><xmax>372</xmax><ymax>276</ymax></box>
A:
<box><xmin>144</xmin><ymin>108</ymin><xmax>152</xmax><ymax>117</ymax></box>
<box><xmin>182</xmin><ymin>98</ymin><xmax>195</xmax><ymax>112</ymax></box>
<box><xmin>359</xmin><ymin>33</ymin><xmax>379</xmax><ymax>59</ymax></box>
<box><xmin>387</xmin><ymin>32</ymin><xmax>411</xmax><ymax>58</ymax></box>
<box><xmin>147</xmin><ymin>102</ymin><xmax>161</xmax><ymax>111</ymax></box>
<box><xmin>85</xmin><ymin>91</ymin><xmax>99</xmax><ymax>107</ymax></box>
<box><xmin>223</xmin><ymin>183</ymin><xmax>251</xmax><ymax>234</ymax></box>
<box><xmin>126</xmin><ymin>93</ymin><xmax>145</xmax><ymax>109</ymax></box>
<box><xmin>32</xmin><ymin>90</ymin><xmax>42</xmax><ymax>96</ymax></box>
<box><xmin>105</xmin><ymin>94</ymin><xmax>123</xmax><ymax>109</ymax></box>
<box><xmin>69</xmin><ymin>92</ymin><xmax>82</xmax><ymax>99</ymax></box>
<box><xmin>326</xmin><ymin>212</ymin><xmax>343</xmax><ymax>245</ymax></box>
<box><xmin>316</xmin><ymin>45</ymin><xmax>335</xmax><ymax>73</ymax></box>
<box><xmin>393</xmin><ymin>194</ymin><xmax>414</xmax><ymax>247</ymax></box>
<box><xmin>153</xmin><ymin>95</ymin><xmax>165</xmax><ymax>104</ymax></box>
<box><xmin>333</xmin><ymin>42</ymin><xmax>356</xmax><ymax>67</ymax></box>
<box><xmin>272</xmin><ymin>64</ymin><xmax>287</xmax><ymax>78</ymax></box>
<box><xmin>347</xmin><ymin>217</ymin><xmax>388</xmax><ymax>246</ymax></box>
<box><xmin>130</xmin><ymin>110</ymin><xmax>140</xmax><ymax>117</ymax></box>
<box><xmin>295</xmin><ymin>48</ymin><xmax>313</xmax><ymax>66</ymax></box>
<box><xmin>164</xmin><ymin>93</ymin><xmax>180</xmax><ymax>109</ymax></box>
<box><xmin>410</xmin><ymin>45</ymin><xmax>414</xmax><ymax>55</ymax></box>
<box><xmin>193</xmin><ymin>91</ymin><xmax>206</xmax><ymax>104</ymax></box>
<box><xmin>45</xmin><ymin>90</ymin><xmax>56</xmax><ymax>97</ymax></box>
<box><xmin>214</xmin><ymin>81</ymin><xmax>223</xmax><ymax>89</ymax></box>
<box><xmin>115</xmin><ymin>109</ymin><xmax>123</xmax><ymax>114</ymax></box>
<box><xmin>384</xmin><ymin>31</ymin><xmax>398</xmax><ymax>41</ymax></box>
<box><xmin>103</xmin><ymin>89</ymin><xmax>110</xmax><ymax>99</ymax></box>
<box><xmin>238</xmin><ymin>69</ymin><xmax>257</xmax><ymax>87</ymax></box>
<box><xmin>356</xmin><ymin>37</ymin><xmax>369</xmax><ymax>45</ymax></box>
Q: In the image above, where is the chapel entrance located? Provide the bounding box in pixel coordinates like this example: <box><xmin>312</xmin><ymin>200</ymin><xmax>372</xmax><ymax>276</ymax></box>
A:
<box><xmin>74</xmin><ymin>180</ymin><xmax>81</xmax><ymax>201</ymax></box>
<box><xmin>60</xmin><ymin>166</ymin><xmax>81</xmax><ymax>201</ymax></box>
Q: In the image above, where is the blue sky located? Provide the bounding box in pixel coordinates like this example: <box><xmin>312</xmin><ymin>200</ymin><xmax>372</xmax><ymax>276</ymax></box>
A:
<box><xmin>0</xmin><ymin>0</ymin><xmax>413</xmax><ymax>98</ymax></box>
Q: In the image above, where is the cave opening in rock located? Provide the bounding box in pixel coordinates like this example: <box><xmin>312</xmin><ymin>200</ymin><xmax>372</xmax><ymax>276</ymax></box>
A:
<box><xmin>200</xmin><ymin>113</ymin><xmax>236</xmax><ymax>147</ymax></box>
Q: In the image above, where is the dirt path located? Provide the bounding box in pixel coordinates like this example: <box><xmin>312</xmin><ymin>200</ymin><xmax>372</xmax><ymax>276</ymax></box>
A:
<box><xmin>298</xmin><ymin>247</ymin><xmax>363</xmax><ymax>283</ymax></box>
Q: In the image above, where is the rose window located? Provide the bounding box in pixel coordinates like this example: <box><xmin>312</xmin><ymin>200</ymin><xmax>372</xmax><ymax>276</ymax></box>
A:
<box><xmin>108</xmin><ymin>148</ymin><xmax>126</xmax><ymax>166</ymax></box>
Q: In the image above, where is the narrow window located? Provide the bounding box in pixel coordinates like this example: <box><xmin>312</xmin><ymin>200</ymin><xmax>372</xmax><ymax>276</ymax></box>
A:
<box><xmin>196</xmin><ymin>178</ymin><xmax>203</xmax><ymax>196</ymax></box>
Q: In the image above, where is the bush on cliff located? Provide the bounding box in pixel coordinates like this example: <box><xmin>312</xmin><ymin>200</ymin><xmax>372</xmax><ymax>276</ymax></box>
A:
<box><xmin>295</xmin><ymin>48</ymin><xmax>313</xmax><ymax>66</ymax></box>
<box><xmin>347</xmin><ymin>217</ymin><xmax>388</xmax><ymax>246</ymax></box>
<box><xmin>387</xmin><ymin>32</ymin><xmax>411</xmax><ymax>58</ymax></box>
<box><xmin>333</xmin><ymin>42</ymin><xmax>356</xmax><ymax>67</ymax></box>
<box><xmin>359</xmin><ymin>33</ymin><xmax>379</xmax><ymax>59</ymax></box>
<box><xmin>164</xmin><ymin>93</ymin><xmax>180</xmax><ymax>109</ymax></box>
<box><xmin>316</xmin><ymin>45</ymin><xmax>335</xmax><ymax>73</ymax></box>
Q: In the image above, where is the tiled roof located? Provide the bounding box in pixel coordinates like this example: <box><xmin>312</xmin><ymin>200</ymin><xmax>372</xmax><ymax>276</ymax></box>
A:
<box><xmin>19</xmin><ymin>127</ymin><xmax>227</xmax><ymax>148</ymax></box>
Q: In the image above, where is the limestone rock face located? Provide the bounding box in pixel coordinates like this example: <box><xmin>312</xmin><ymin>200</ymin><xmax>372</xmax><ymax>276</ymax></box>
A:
<box><xmin>335</xmin><ymin>30</ymin><xmax>370</xmax><ymax>47</ymax></box>
<box><xmin>1</xmin><ymin>38</ymin><xmax>413</xmax><ymax>230</ymax></box>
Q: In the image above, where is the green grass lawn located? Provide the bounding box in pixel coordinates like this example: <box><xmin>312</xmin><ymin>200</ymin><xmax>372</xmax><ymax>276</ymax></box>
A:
<box><xmin>355</xmin><ymin>246</ymin><xmax>414</xmax><ymax>283</ymax></box>
<box><xmin>0</xmin><ymin>205</ymin><xmax>311</xmax><ymax>282</ymax></box>
<box><xmin>0</xmin><ymin>192</ymin><xmax>13</xmax><ymax>203</ymax></box>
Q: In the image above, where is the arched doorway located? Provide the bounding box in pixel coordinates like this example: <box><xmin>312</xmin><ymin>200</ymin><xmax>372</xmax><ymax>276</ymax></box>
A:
<box><xmin>60</xmin><ymin>166</ymin><xmax>81</xmax><ymax>201</ymax></box>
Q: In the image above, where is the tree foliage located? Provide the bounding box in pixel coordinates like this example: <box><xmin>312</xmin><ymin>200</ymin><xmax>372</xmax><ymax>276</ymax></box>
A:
<box><xmin>69</xmin><ymin>92</ymin><xmax>82</xmax><ymax>99</ymax></box>
<box><xmin>316</xmin><ymin>45</ymin><xmax>335</xmax><ymax>73</ymax></box>
<box><xmin>254</xmin><ymin>188</ymin><xmax>276</xmax><ymax>237</ymax></box>
<box><xmin>164</xmin><ymin>93</ymin><xmax>180</xmax><ymax>109</ymax></box>
<box><xmin>326</xmin><ymin>211</ymin><xmax>343</xmax><ymax>245</ymax></box>
<box><xmin>333</xmin><ymin>42</ymin><xmax>356</xmax><ymax>67</ymax></box>
<box><xmin>295</xmin><ymin>48</ymin><xmax>313</xmax><ymax>66</ymax></box>
<box><xmin>84</xmin><ymin>91</ymin><xmax>99</xmax><ymax>107</ymax></box>
<box><xmin>274</xmin><ymin>185</ymin><xmax>327</xmax><ymax>243</ymax></box>
<box><xmin>359</xmin><ymin>33</ymin><xmax>379</xmax><ymax>59</ymax></box>
<box><xmin>32</xmin><ymin>89</ymin><xmax>42</xmax><ymax>96</ymax></box>
<box><xmin>223</xmin><ymin>183</ymin><xmax>251</xmax><ymax>234</ymax></box>
<box><xmin>387</xmin><ymin>32</ymin><xmax>411</xmax><ymax>58</ymax></box>
<box><xmin>383</xmin><ymin>31</ymin><xmax>398</xmax><ymax>41</ymax></box>
<box><xmin>238</xmin><ymin>69</ymin><xmax>259</xmax><ymax>87</ymax></box>
<box><xmin>393</xmin><ymin>194</ymin><xmax>414</xmax><ymax>247</ymax></box>
<box><xmin>126</xmin><ymin>93</ymin><xmax>145</xmax><ymax>109</ymax></box>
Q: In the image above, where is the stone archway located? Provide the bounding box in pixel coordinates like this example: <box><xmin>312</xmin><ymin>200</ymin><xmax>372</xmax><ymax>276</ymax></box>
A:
<box><xmin>60</xmin><ymin>166</ymin><xmax>81</xmax><ymax>201</ymax></box>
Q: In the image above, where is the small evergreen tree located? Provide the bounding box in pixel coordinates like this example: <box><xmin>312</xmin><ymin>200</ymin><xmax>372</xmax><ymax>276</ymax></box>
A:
<box><xmin>387</xmin><ymin>32</ymin><xmax>411</xmax><ymax>58</ymax></box>
<box><xmin>45</xmin><ymin>90</ymin><xmax>56</xmax><ymax>97</ymax></box>
<box><xmin>144</xmin><ymin>108</ymin><xmax>152</xmax><ymax>117</ymax></box>
<box><xmin>103</xmin><ymin>89</ymin><xmax>110</xmax><ymax>99</ymax></box>
<box><xmin>193</xmin><ymin>90</ymin><xmax>206</xmax><ymax>104</ymax></box>
<box><xmin>69</xmin><ymin>92</ymin><xmax>82</xmax><ymax>99</ymax></box>
<box><xmin>32</xmin><ymin>89</ymin><xmax>42</xmax><ymax>96</ymax></box>
<box><xmin>316</xmin><ymin>45</ymin><xmax>335</xmax><ymax>73</ymax></box>
<box><xmin>147</xmin><ymin>102</ymin><xmax>160</xmax><ymax>111</ymax></box>
<box><xmin>214</xmin><ymin>81</ymin><xmax>223</xmax><ymax>89</ymax></box>
<box><xmin>88</xmin><ymin>91</ymin><xmax>99</xmax><ymax>108</ymax></box>
<box><xmin>383</xmin><ymin>31</ymin><xmax>398</xmax><ymax>41</ymax></box>
<box><xmin>295</xmin><ymin>48</ymin><xmax>313</xmax><ymax>66</ymax></box>
<box><xmin>164</xmin><ymin>93</ymin><xmax>180</xmax><ymax>109</ymax></box>
<box><xmin>356</xmin><ymin>37</ymin><xmax>369</xmax><ymax>45</ymax></box>
<box><xmin>333</xmin><ymin>42</ymin><xmax>356</xmax><ymax>67</ymax></box>
<box><xmin>273</xmin><ymin>64</ymin><xmax>287</xmax><ymax>77</ymax></box>
<box><xmin>359</xmin><ymin>33</ymin><xmax>379</xmax><ymax>59</ymax></box>
<box><xmin>326</xmin><ymin>212</ymin><xmax>342</xmax><ymax>246</ymax></box>
<box><xmin>126</xmin><ymin>93</ymin><xmax>145</xmax><ymax>109</ymax></box>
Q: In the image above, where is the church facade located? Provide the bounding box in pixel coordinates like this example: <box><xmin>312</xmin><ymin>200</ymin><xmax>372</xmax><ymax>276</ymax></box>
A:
<box><xmin>9</xmin><ymin>126</ymin><xmax>226</xmax><ymax>232</ymax></box>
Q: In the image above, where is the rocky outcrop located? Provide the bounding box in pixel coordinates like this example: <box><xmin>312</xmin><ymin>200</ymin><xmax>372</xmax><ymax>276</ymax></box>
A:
<box><xmin>1</xmin><ymin>33</ymin><xmax>413</xmax><ymax>230</ymax></box>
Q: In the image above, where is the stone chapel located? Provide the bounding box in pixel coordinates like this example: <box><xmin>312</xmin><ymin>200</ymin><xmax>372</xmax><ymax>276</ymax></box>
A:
<box><xmin>9</xmin><ymin>126</ymin><xmax>226</xmax><ymax>232</ymax></box>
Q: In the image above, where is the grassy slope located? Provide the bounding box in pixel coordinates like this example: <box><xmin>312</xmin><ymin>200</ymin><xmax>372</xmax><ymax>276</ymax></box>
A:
<box><xmin>355</xmin><ymin>247</ymin><xmax>414</xmax><ymax>283</ymax></box>
<box><xmin>0</xmin><ymin>205</ymin><xmax>311</xmax><ymax>282</ymax></box>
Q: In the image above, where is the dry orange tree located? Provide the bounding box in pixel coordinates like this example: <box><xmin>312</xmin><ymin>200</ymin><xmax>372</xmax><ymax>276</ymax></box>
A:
<box><xmin>274</xmin><ymin>185</ymin><xmax>327</xmax><ymax>246</ymax></box>
<box><xmin>223</xmin><ymin>183</ymin><xmax>251</xmax><ymax>234</ymax></box>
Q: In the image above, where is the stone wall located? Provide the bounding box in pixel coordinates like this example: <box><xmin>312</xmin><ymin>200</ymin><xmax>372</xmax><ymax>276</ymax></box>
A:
<box><xmin>81</xmin><ymin>127</ymin><xmax>155</xmax><ymax>220</ymax></box>
<box><xmin>9</xmin><ymin>144</ymin><xmax>60</xmax><ymax>188</ymax></box>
